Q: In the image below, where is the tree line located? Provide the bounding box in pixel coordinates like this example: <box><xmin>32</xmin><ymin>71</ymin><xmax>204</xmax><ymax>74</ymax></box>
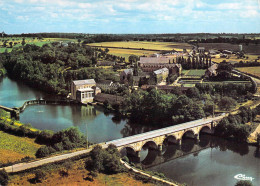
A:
<box><xmin>0</xmin><ymin>43</ymin><xmax>118</xmax><ymax>95</ymax></box>
<box><xmin>215</xmin><ymin>105</ymin><xmax>260</xmax><ymax>142</ymax></box>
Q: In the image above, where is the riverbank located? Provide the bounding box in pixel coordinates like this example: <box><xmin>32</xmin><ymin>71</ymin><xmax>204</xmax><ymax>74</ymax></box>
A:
<box><xmin>0</xmin><ymin>131</ymin><xmax>41</xmax><ymax>164</ymax></box>
<box><xmin>8</xmin><ymin>157</ymin><xmax>155</xmax><ymax>186</ymax></box>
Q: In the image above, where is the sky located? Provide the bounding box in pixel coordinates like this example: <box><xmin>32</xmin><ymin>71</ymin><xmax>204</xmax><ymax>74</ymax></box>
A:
<box><xmin>0</xmin><ymin>0</ymin><xmax>260</xmax><ymax>34</ymax></box>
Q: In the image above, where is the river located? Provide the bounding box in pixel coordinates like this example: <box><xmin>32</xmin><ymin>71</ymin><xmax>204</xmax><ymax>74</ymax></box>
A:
<box><xmin>0</xmin><ymin>76</ymin><xmax>259</xmax><ymax>186</ymax></box>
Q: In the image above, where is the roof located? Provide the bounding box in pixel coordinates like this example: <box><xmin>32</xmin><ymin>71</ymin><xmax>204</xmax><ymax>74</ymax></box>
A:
<box><xmin>97</xmin><ymin>80</ymin><xmax>113</xmax><ymax>85</ymax></box>
<box><xmin>154</xmin><ymin>68</ymin><xmax>169</xmax><ymax>75</ymax></box>
<box><xmin>139</xmin><ymin>57</ymin><xmax>171</xmax><ymax>64</ymax></box>
<box><xmin>122</xmin><ymin>69</ymin><xmax>133</xmax><ymax>75</ymax></box>
<box><xmin>207</xmin><ymin>64</ymin><xmax>218</xmax><ymax>74</ymax></box>
<box><xmin>198</xmin><ymin>47</ymin><xmax>205</xmax><ymax>50</ymax></box>
<box><xmin>73</xmin><ymin>79</ymin><xmax>96</xmax><ymax>86</ymax></box>
<box><xmin>77</xmin><ymin>87</ymin><xmax>94</xmax><ymax>92</ymax></box>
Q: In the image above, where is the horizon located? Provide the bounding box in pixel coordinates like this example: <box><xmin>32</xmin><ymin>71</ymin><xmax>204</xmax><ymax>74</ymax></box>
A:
<box><xmin>1</xmin><ymin>0</ymin><xmax>260</xmax><ymax>34</ymax></box>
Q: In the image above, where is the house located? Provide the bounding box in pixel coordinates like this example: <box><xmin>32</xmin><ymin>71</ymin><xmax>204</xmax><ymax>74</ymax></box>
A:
<box><xmin>120</xmin><ymin>69</ymin><xmax>133</xmax><ymax>84</ymax></box>
<box><xmin>139</xmin><ymin>56</ymin><xmax>173</xmax><ymax>64</ymax></box>
<box><xmin>139</xmin><ymin>62</ymin><xmax>181</xmax><ymax>75</ymax></box>
<box><xmin>198</xmin><ymin>47</ymin><xmax>205</xmax><ymax>54</ymax></box>
<box><xmin>71</xmin><ymin>79</ymin><xmax>101</xmax><ymax>103</ymax></box>
<box><xmin>96</xmin><ymin>80</ymin><xmax>113</xmax><ymax>91</ymax></box>
<box><xmin>153</xmin><ymin>68</ymin><xmax>169</xmax><ymax>84</ymax></box>
<box><xmin>205</xmin><ymin>64</ymin><xmax>218</xmax><ymax>78</ymax></box>
<box><xmin>97</xmin><ymin>61</ymin><xmax>116</xmax><ymax>66</ymax></box>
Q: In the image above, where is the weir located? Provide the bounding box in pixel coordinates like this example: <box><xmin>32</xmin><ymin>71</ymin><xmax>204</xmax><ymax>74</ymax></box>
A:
<box><xmin>0</xmin><ymin>99</ymin><xmax>79</xmax><ymax>119</ymax></box>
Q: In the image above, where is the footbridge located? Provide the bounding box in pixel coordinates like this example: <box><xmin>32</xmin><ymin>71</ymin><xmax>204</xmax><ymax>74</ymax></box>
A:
<box><xmin>0</xmin><ymin>99</ymin><xmax>77</xmax><ymax>119</ymax></box>
<box><xmin>107</xmin><ymin>114</ymin><xmax>226</xmax><ymax>157</ymax></box>
<box><xmin>0</xmin><ymin>105</ymin><xmax>20</xmax><ymax>119</ymax></box>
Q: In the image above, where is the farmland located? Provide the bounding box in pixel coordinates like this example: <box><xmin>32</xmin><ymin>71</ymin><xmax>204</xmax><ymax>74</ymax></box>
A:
<box><xmin>198</xmin><ymin>43</ymin><xmax>260</xmax><ymax>55</ymax></box>
<box><xmin>0</xmin><ymin>37</ymin><xmax>77</xmax><ymax>53</ymax></box>
<box><xmin>88</xmin><ymin>41</ymin><xmax>193</xmax><ymax>61</ymax></box>
<box><xmin>211</xmin><ymin>54</ymin><xmax>259</xmax><ymax>64</ymax></box>
<box><xmin>0</xmin><ymin>131</ymin><xmax>41</xmax><ymax>164</ymax></box>
<box><xmin>236</xmin><ymin>66</ymin><xmax>260</xmax><ymax>78</ymax></box>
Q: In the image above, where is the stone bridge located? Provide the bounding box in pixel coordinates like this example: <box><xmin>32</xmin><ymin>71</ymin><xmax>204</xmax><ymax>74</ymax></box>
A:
<box><xmin>141</xmin><ymin>141</ymin><xmax>212</xmax><ymax>169</ymax></box>
<box><xmin>0</xmin><ymin>105</ymin><xmax>20</xmax><ymax>119</ymax></box>
<box><xmin>107</xmin><ymin>114</ymin><xmax>226</xmax><ymax>157</ymax></box>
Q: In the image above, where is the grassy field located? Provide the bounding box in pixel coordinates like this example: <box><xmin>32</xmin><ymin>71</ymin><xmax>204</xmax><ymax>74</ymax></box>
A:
<box><xmin>88</xmin><ymin>41</ymin><xmax>193</xmax><ymax>62</ymax></box>
<box><xmin>9</xmin><ymin>158</ymin><xmax>154</xmax><ymax>186</ymax></box>
<box><xmin>236</xmin><ymin>66</ymin><xmax>260</xmax><ymax>78</ymax></box>
<box><xmin>185</xmin><ymin>69</ymin><xmax>206</xmax><ymax>77</ymax></box>
<box><xmin>0</xmin><ymin>131</ymin><xmax>41</xmax><ymax>163</ymax></box>
<box><xmin>107</xmin><ymin>48</ymin><xmax>155</xmax><ymax>62</ymax></box>
<box><xmin>0</xmin><ymin>37</ymin><xmax>77</xmax><ymax>53</ymax></box>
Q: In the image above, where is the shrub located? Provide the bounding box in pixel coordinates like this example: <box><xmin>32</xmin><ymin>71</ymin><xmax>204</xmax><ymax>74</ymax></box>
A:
<box><xmin>235</xmin><ymin>180</ymin><xmax>253</xmax><ymax>186</ymax></box>
<box><xmin>0</xmin><ymin>169</ymin><xmax>9</xmax><ymax>186</ymax></box>
<box><xmin>36</xmin><ymin>146</ymin><xmax>50</xmax><ymax>158</ymax></box>
<box><xmin>122</xmin><ymin>156</ymin><xmax>129</xmax><ymax>163</ymax></box>
<box><xmin>53</xmin><ymin>142</ymin><xmax>64</xmax><ymax>151</ymax></box>
<box><xmin>34</xmin><ymin>170</ymin><xmax>46</xmax><ymax>183</ymax></box>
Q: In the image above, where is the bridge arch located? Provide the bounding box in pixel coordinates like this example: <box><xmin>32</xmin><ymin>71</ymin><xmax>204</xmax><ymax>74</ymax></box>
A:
<box><xmin>119</xmin><ymin>145</ymin><xmax>136</xmax><ymax>154</ymax></box>
<box><xmin>181</xmin><ymin>129</ymin><xmax>197</xmax><ymax>140</ymax></box>
<box><xmin>119</xmin><ymin>145</ymin><xmax>137</xmax><ymax>157</ymax></box>
<box><xmin>141</xmin><ymin>140</ymin><xmax>158</xmax><ymax>151</ymax></box>
<box><xmin>163</xmin><ymin>135</ymin><xmax>178</xmax><ymax>146</ymax></box>
<box><xmin>199</xmin><ymin>125</ymin><xmax>212</xmax><ymax>135</ymax></box>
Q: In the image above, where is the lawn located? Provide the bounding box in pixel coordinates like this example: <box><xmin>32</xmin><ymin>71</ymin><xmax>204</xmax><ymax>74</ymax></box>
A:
<box><xmin>185</xmin><ymin>69</ymin><xmax>206</xmax><ymax>77</ymax></box>
<box><xmin>0</xmin><ymin>131</ymin><xmax>41</xmax><ymax>163</ymax></box>
<box><xmin>236</xmin><ymin>66</ymin><xmax>260</xmax><ymax>78</ymax></box>
<box><xmin>0</xmin><ymin>37</ymin><xmax>77</xmax><ymax>53</ymax></box>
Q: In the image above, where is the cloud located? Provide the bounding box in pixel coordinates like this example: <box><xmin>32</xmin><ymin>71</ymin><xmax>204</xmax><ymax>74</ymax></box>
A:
<box><xmin>0</xmin><ymin>0</ymin><xmax>259</xmax><ymax>33</ymax></box>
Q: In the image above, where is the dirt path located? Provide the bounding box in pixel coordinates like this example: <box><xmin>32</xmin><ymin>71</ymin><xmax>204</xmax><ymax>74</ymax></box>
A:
<box><xmin>120</xmin><ymin>160</ymin><xmax>178</xmax><ymax>186</ymax></box>
<box><xmin>249</xmin><ymin>123</ymin><xmax>260</xmax><ymax>142</ymax></box>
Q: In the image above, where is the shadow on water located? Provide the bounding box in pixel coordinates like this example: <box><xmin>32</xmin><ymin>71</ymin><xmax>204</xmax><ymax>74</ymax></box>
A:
<box><xmin>123</xmin><ymin>134</ymin><xmax>251</xmax><ymax>168</ymax></box>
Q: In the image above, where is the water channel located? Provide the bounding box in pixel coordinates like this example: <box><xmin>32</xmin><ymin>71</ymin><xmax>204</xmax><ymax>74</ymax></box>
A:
<box><xmin>0</xmin><ymin>76</ymin><xmax>259</xmax><ymax>185</ymax></box>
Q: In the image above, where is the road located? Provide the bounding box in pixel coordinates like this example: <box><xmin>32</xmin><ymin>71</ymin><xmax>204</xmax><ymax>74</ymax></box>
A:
<box><xmin>0</xmin><ymin>115</ymin><xmax>225</xmax><ymax>173</ymax></box>
<box><xmin>0</xmin><ymin>148</ymin><xmax>93</xmax><ymax>173</ymax></box>
<box><xmin>106</xmin><ymin>114</ymin><xmax>225</xmax><ymax>147</ymax></box>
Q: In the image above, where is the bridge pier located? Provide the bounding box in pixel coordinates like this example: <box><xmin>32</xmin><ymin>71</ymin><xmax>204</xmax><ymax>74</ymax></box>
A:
<box><xmin>195</xmin><ymin>134</ymin><xmax>200</xmax><ymax>143</ymax></box>
<box><xmin>136</xmin><ymin>151</ymin><xmax>140</xmax><ymax>158</ymax></box>
<box><xmin>135</xmin><ymin>151</ymin><xmax>141</xmax><ymax>163</ymax></box>
<box><xmin>177</xmin><ymin>139</ymin><xmax>182</xmax><ymax>146</ymax></box>
<box><xmin>158</xmin><ymin>144</ymin><xmax>163</xmax><ymax>156</ymax></box>
<box><xmin>11</xmin><ymin>110</ymin><xmax>19</xmax><ymax>120</ymax></box>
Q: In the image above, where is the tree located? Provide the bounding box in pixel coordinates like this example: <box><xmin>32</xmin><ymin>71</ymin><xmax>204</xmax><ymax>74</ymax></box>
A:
<box><xmin>34</xmin><ymin>170</ymin><xmax>46</xmax><ymax>183</ymax></box>
<box><xmin>216</xmin><ymin>61</ymin><xmax>233</xmax><ymax>79</ymax></box>
<box><xmin>21</xmin><ymin>38</ymin><xmax>26</xmax><ymax>46</ymax></box>
<box><xmin>218</xmin><ymin>96</ymin><xmax>237</xmax><ymax>111</ymax></box>
<box><xmin>0</xmin><ymin>169</ymin><xmax>9</xmax><ymax>186</ymax></box>
<box><xmin>9</xmin><ymin>42</ymin><xmax>13</xmax><ymax>48</ymax></box>
<box><xmin>128</xmin><ymin>55</ymin><xmax>139</xmax><ymax>65</ymax></box>
<box><xmin>235</xmin><ymin>180</ymin><xmax>253</xmax><ymax>186</ymax></box>
<box><xmin>35</xmin><ymin>146</ymin><xmax>50</xmax><ymax>158</ymax></box>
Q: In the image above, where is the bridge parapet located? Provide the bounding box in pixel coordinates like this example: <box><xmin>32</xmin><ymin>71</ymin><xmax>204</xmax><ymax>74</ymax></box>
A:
<box><xmin>110</xmin><ymin>116</ymin><xmax>225</xmax><ymax>155</ymax></box>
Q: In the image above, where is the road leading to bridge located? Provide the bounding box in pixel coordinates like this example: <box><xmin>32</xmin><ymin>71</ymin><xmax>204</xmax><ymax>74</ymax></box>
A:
<box><xmin>106</xmin><ymin>114</ymin><xmax>226</xmax><ymax>148</ymax></box>
<box><xmin>0</xmin><ymin>115</ymin><xmax>225</xmax><ymax>173</ymax></box>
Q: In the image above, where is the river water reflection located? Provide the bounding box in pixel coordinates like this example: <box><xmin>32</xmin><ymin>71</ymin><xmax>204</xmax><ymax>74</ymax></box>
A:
<box><xmin>0</xmin><ymin>76</ymin><xmax>259</xmax><ymax>185</ymax></box>
<box><xmin>0</xmin><ymin>77</ymin><xmax>158</xmax><ymax>143</ymax></box>
<box><xmin>136</xmin><ymin>135</ymin><xmax>260</xmax><ymax>186</ymax></box>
